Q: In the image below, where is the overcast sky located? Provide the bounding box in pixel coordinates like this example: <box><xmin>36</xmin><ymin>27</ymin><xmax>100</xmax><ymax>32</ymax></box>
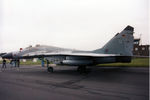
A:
<box><xmin>0</xmin><ymin>0</ymin><xmax>149</xmax><ymax>52</ymax></box>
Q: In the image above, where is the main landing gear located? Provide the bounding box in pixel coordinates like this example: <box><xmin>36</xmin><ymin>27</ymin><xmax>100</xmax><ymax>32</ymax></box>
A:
<box><xmin>77</xmin><ymin>66</ymin><xmax>87</xmax><ymax>74</ymax></box>
<box><xmin>47</xmin><ymin>67</ymin><xmax>53</xmax><ymax>73</ymax></box>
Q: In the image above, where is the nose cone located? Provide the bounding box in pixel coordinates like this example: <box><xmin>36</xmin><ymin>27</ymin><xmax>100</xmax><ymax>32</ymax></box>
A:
<box><xmin>2</xmin><ymin>53</ymin><xmax>13</xmax><ymax>59</ymax></box>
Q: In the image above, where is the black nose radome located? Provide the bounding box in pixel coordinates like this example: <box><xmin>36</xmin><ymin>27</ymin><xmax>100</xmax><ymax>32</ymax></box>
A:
<box><xmin>2</xmin><ymin>53</ymin><xmax>13</xmax><ymax>59</ymax></box>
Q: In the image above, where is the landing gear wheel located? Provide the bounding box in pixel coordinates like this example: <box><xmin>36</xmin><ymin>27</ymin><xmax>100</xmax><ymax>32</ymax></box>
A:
<box><xmin>47</xmin><ymin>67</ymin><xmax>53</xmax><ymax>73</ymax></box>
<box><xmin>77</xmin><ymin>66</ymin><xmax>86</xmax><ymax>74</ymax></box>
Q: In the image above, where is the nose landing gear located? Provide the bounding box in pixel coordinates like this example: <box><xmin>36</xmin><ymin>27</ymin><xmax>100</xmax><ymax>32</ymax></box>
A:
<box><xmin>46</xmin><ymin>59</ymin><xmax>53</xmax><ymax>73</ymax></box>
<box><xmin>47</xmin><ymin>67</ymin><xmax>53</xmax><ymax>73</ymax></box>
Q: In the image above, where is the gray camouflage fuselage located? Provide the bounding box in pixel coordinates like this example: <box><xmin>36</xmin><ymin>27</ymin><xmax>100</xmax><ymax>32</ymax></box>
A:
<box><xmin>2</xmin><ymin>25</ymin><xmax>134</xmax><ymax>66</ymax></box>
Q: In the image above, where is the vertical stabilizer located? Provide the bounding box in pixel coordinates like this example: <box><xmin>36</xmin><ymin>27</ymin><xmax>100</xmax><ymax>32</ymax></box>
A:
<box><xmin>94</xmin><ymin>25</ymin><xmax>134</xmax><ymax>56</ymax></box>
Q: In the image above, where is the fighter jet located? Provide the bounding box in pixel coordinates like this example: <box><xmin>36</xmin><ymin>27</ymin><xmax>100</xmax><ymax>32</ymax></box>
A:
<box><xmin>2</xmin><ymin>25</ymin><xmax>134</xmax><ymax>73</ymax></box>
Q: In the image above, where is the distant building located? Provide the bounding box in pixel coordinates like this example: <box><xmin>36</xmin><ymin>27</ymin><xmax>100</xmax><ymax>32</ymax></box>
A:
<box><xmin>133</xmin><ymin>38</ymin><xmax>149</xmax><ymax>56</ymax></box>
<box><xmin>22</xmin><ymin>59</ymin><xmax>27</xmax><ymax>62</ymax></box>
<box><xmin>33</xmin><ymin>58</ymin><xmax>38</xmax><ymax>62</ymax></box>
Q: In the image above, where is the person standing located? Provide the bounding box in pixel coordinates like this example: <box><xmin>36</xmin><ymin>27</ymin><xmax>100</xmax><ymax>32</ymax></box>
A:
<box><xmin>46</xmin><ymin>59</ymin><xmax>49</xmax><ymax>67</ymax></box>
<box><xmin>14</xmin><ymin>59</ymin><xmax>17</xmax><ymax>67</ymax></box>
<box><xmin>41</xmin><ymin>58</ymin><xmax>45</xmax><ymax>67</ymax></box>
<box><xmin>17</xmin><ymin>59</ymin><xmax>20</xmax><ymax>67</ymax></box>
<box><xmin>2</xmin><ymin>59</ymin><xmax>6</xmax><ymax>68</ymax></box>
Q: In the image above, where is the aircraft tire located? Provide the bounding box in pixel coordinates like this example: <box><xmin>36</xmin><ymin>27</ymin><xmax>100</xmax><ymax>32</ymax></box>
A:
<box><xmin>47</xmin><ymin>67</ymin><xmax>53</xmax><ymax>73</ymax></box>
<box><xmin>77</xmin><ymin>66</ymin><xmax>86</xmax><ymax>74</ymax></box>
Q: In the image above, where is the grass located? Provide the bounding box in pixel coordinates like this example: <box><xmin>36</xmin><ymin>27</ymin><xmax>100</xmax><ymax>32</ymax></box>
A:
<box><xmin>0</xmin><ymin>57</ymin><xmax>149</xmax><ymax>67</ymax></box>
<box><xmin>0</xmin><ymin>59</ymin><xmax>41</xmax><ymax>65</ymax></box>
<box><xmin>99</xmin><ymin>57</ymin><xmax>149</xmax><ymax>67</ymax></box>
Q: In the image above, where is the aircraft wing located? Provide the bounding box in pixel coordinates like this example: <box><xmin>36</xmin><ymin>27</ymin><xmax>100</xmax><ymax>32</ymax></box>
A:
<box><xmin>19</xmin><ymin>52</ymin><xmax>131</xmax><ymax>65</ymax></box>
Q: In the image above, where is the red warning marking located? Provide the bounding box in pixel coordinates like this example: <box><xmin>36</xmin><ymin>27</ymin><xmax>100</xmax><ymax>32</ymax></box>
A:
<box><xmin>20</xmin><ymin>48</ymin><xmax>23</xmax><ymax>50</ymax></box>
<box><xmin>122</xmin><ymin>34</ymin><xmax>125</xmax><ymax>37</ymax></box>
